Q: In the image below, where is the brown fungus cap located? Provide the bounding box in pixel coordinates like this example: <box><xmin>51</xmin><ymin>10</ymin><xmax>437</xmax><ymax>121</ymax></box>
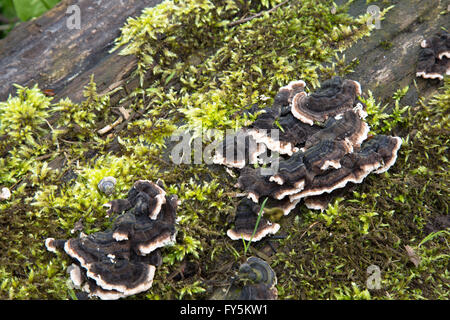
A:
<box><xmin>420</xmin><ymin>30</ymin><xmax>450</xmax><ymax>60</ymax></box>
<box><xmin>221</xmin><ymin>257</ymin><xmax>278</xmax><ymax>300</ymax></box>
<box><xmin>273</xmin><ymin>80</ymin><xmax>306</xmax><ymax>109</ymax></box>
<box><xmin>238</xmin><ymin>139</ymin><xmax>354</xmax><ymax>202</ymax></box>
<box><xmin>417</xmin><ymin>31</ymin><xmax>450</xmax><ymax>80</ymax></box>
<box><xmin>227</xmin><ymin>198</ymin><xmax>280</xmax><ymax>242</ymax></box>
<box><xmin>289</xmin><ymin>135</ymin><xmax>401</xmax><ymax>202</ymax></box>
<box><xmin>127</xmin><ymin>180</ymin><xmax>166</xmax><ymax>220</ymax></box>
<box><xmin>132</xmin><ymin>195</ymin><xmax>178</xmax><ymax>255</ymax></box>
<box><xmin>236</xmin><ymin>167</ymin><xmax>281</xmax><ymax>203</ymax></box>
<box><xmin>303</xmin><ymin>110</ymin><xmax>369</xmax><ymax>151</ymax></box>
<box><xmin>270</xmin><ymin>140</ymin><xmax>352</xmax><ymax>200</ymax></box>
<box><xmin>291</xmin><ymin>76</ymin><xmax>362</xmax><ymax>125</ymax></box>
<box><xmin>84</xmin><ymin>259</ymin><xmax>156</xmax><ymax>296</ymax></box>
<box><xmin>416</xmin><ymin>49</ymin><xmax>450</xmax><ymax>80</ymax></box>
<box><xmin>213</xmin><ymin>130</ymin><xmax>266</xmax><ymax>169</ymax></box>
<box><xmin>239</xmin><ymin>256</ymin><xmax>277</xmax><ymax>287</ymax></box>
<box><xmin>247</xmin><ymin>80</ymin><xmax>320</xmax><ymax>155</ymax></box>
<box><xmin>45</xmin><ymin>180</ymin><xmax>177</xmax><ymax>299</ymax></box>
<box><xmin>248</xmin><ymin>112</ymin><xmax>321</xmax><ymax>155</ymax></box>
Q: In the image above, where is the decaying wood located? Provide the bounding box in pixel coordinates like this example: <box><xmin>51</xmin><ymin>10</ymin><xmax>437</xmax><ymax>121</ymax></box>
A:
<box><xmin>0</xmin><ymin>0</ymin><xmax>162</xmax><ymax>103</ymax></box>
<box><xmin>0</xmin><ymin>0</ymin><xmax>448</xmax><ymax>109</ymax></box>
<box><xmin>343</xmin><ymin>0</ymin><xmax>450</xmax><ymax>106</ymax></box>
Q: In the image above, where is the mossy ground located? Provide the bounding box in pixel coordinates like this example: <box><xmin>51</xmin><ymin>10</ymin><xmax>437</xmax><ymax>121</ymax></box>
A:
<box><xmin>0</xmin><ymin>0</ymin><xmax>448</xmax><ymax>299</ymax></box>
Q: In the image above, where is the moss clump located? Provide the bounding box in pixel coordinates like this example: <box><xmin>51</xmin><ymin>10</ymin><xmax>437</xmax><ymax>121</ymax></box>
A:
<box><xmin>113</xmin><ymin>0</ymin><xmax>383</xmax><ymax>138</ymax></box>
<box><xmin>0</xmin><ymin>0</ymin><xmax>447</xmax><ymax>300</ymax></box>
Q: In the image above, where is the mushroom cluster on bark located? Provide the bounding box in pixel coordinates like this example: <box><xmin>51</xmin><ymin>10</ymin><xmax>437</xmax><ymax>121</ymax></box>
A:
<box><xmin>45</xmin><ymin>180</ymin><xmax>177</xmax><ymax>300</ymax></box>
<box><xmin>214</xmin><ymin>77</ymin><xmax>402</xmax><ymax>242</ymax></box>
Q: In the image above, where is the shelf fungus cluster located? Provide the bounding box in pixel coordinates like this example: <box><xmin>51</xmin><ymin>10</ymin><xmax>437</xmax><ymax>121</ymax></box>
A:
<box><xmin>214</xmin><ymin>77</ymin><xmax>402</xmax><ymax>242</ymax></box>
<box><xmin>416</xmin><ymin>30</ymin><xmax>450</xmax><ymax>80</ymax></box>
<box><xmin>45</xmin><ymin>180</ymin><xmax>177</xmax><ymax>300</ymax></box>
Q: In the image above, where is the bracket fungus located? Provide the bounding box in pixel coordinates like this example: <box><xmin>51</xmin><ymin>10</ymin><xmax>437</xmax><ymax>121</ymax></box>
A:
<box><xmin>212</xmin><ymin>130</ymin><xmax>267</xmax><ymax>169</ymax></box>
<box><xmin>213</xmin><ymin>77</ymin><xmax>401</xmax><ymax>242</ymax></box>
<box><xmin>291</xmin><ymin>77</ymin><xmax>362</xmax><ymax>125</ymax></box>
<box><xmin>45</xmin><ymin>180</ymin><xmax>177</xmax><ymax>299</ymax></box>
<box><xmin>226</xmin><ymin>198</ymin><xmax>280</xmax><ymax>242</ymax></box>
<box><xmin>416</xmin><ymin>30</ymin><xmax>450</xmax><ymax>80</ymax></box>
<box><xmin>216</xmin><ymin>257</ymin><xmax>278</xmax><ymax>300</ymax></box>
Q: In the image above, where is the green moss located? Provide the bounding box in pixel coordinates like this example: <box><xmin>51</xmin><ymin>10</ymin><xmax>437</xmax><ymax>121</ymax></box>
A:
<box><xmin>113</xmin><ymin>0</ymin><xmax>379</xmax><ymax>138</ymax></box>
<box><xmin>0</xmin><ymin>0</ymin><xmax>447</xmax><ymax>300</ymax></box>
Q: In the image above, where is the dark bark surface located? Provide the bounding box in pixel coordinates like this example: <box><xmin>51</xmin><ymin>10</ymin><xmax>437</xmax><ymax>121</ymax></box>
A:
<box><xmin>0</xmin><ymin>0</ymin><xmax>448</xmax><ymax>105</ymax></box>
<box><xmin>0</xmin><ymin>0</ymin><xmax>162</xmax><ymax>103</ymax></box>
<box><xmin>343</xmin><ymin>0</ymin><xmax>450</xmax><ymax>106</ymax></box>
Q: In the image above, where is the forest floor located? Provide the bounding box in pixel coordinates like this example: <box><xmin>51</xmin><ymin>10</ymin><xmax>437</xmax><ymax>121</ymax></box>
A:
<box><xmin>0</xmin><ymin>0</ymin><xmax>448</xmax><ymax>299</ymax></box>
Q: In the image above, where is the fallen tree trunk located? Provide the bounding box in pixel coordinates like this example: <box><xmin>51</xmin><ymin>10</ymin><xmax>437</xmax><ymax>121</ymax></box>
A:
<box><xmin>0</xmin><ymin>0</ymin><xmax>162</xmax><ymax>103</ymax></box>
<box><xmin>343</xmin><ymin>0</ymin><xmax>450</xmax><ymax>106</ymax></box>
<box><xmin>0</xmin><ymin>0</ymin><xmax>448</xmax><ymax>107</ymax></box>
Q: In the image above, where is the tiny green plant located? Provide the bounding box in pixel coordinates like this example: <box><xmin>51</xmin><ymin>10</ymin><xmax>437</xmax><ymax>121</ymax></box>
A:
<box><xmin>242</xmin><ymin>197</ymin><xmax>268</xmax><ymax>256</ymax></box>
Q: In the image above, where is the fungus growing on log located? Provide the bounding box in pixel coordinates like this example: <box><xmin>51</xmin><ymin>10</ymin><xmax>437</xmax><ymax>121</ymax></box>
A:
<box><xmin>237</xmin><ymin>257</ymin><xmax>278</xmax><ymax>300</ymax></box>
<box><xmin>291</xmin><ymin>76</ymin><xmax>362</xmax><ymax>125</ymax></box>
<box><xmin>213</xmin><ymin>77</ymin><xmax>401</xmax><ymax>243</ymax></box>
<box><xmin>227</xmin><ymin>198</ymin><xmax>280</xmax><ymax>242</ymax></box>
<box><xmin>213</xmin><ymin>256</ymin><xmax>278</xmax><ymax>300</ymax></box>
<box><xmin>45</xmin><ymin>180</ymin><xmax>177</xmax><ymax>300</ymax></box>
<box><xmin>246</xmin><ymin>80</ymin><xmax>321</xmax><ymax>155</ymax></box>
<box><xmin>416</xmin><ymin>31</ymin><xmax>450</xmax><ymax>80</ymax></box>
<box><xmin>289</xmin><ymin>135</ymin><xmax>402</xmax><ymax>202</ymax></box>
<box><xmin>303</xmin><ymin>110</ymin><xmax>369</xmax><ymax>151</ymax></box>
<box><xmin>237</xmin><ymin>139</ymin><xmax>356</xmax><ymax>202</ymax></box>
<box><xmin>213</xmin><ymin>130</ymin><xmax>266</xmax><ymax>169</ymax></box>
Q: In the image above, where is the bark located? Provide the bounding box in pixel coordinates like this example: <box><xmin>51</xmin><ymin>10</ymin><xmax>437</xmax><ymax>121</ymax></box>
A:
<box><xmin>0</xmin><ymin>0</ymin><xmax>162</xmax><ymax>103</ymax></box>
<box><xmin>342</xmin><ymin>0</ymin><xmax>450</xmax><ymax>106</ymax></box>
<box><xmin>0</xmin><ymin>0</ymin><xmax>448</xmax><ymax>107</ymax></box>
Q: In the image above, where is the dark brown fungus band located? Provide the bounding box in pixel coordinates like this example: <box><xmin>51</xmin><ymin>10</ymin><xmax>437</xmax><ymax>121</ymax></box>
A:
<box><xmin>247</xmin><ymin>80</ymin><xmax>320</xmax><ymax>155</ymax></box>
<box><xmin>417</xmin><ymin>31</ymin><xmax>450</xmax><ymax>80</ymax></box>
<box><xmin>237</xmin><ymin>257</ymin><xmax>278</xmax><ymax>300</ymax></box>
<box><xmin>237</xmin><ymin>139</ymin><xmax>369</xmax><ymax>203</ymax></box>
<box><xmin>420</xmin><ymin>30</ymin><xmax>450</xmax><ymax>60</ymax></box>
<box><xmin>273</xmin><ymin>80</ymin><xmax>306</xmax><ymax>109</ymax></box>
<box><xmin>289</xmin><ymin>135</ymin><xmax>402</xmax><ymax>202</ymax></box>
<box><xmin>303</xmin><ymin>110</ymin><xmax>369</xmax><ymax>151</ymax></box>
<box><xmin>215</xmin><ymin>257</ymin><xmax>278</xmax><ymax>300</ymax></box>
<box><xmin>214</xmin><ymin>77</ymin><xmax>401</xmax><ymax>243</ymax></box>
<box><xmin>416</xmin><ymin>49</ymin><xmax>450</xmax><ymax>80</ymax></box>
<box><xmin>45</xmin><ymin>180</ymin><xmax>177</xmax><ymax>300</ymax></box>
<box><xmin>127</xmin><ymin>179</ymin><xmax>166</xmax><ymax>220</ymax></box>
<box><xmin>236</xmin><ymin>167</ymin><xmax>282</xmax><ymax>203</ymax></box>
<box><xmin>291</xmin><ymin>76</ymin><xmax>362</xmax><ymax>125</ymax></box>
<box><xmin>213</xmin><ymin>130</ymin><xmax>266</xmax><ymax>169</ymax></box>
<box><xmin>227</xmin><ymin>198</ymin><xmax>280</xmax><ymax>242</ymax></box>
<box><xmin>239</xmin><ymin>256</ymin><xmax>277</xmax><ymax>287</ymax></box>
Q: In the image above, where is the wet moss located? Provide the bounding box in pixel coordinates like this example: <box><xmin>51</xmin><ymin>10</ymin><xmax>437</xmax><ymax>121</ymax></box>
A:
<box><xmin>0</xmin><ymin>0</ymin><xmax>447</xmax><ymax>300</ymax></box>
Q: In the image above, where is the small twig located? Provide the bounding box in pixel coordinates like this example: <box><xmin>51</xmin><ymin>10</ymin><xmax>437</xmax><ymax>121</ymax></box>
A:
<box><xmin>228</xmin><ymin>0</ymin><xmax>291</xmax><ymax>27</ymax></box>
<box><xmin>298</xmin><ymin>221</ymin><xmax>320</xmax><ymax>241</ymax></box>
<box><xmin>97</xmin><ymin>116</ymin><xmax>124</xmax><ymax>135</ymax></box>
<box><xmin>42</xmin><ymin>117</ymin><xmax>60</xmax><ymax>152</ymax></box>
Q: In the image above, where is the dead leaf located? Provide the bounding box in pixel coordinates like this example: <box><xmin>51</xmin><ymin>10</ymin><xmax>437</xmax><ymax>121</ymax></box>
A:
<box><xmin>405</xmin><ymin>245</ymin><xmax>421</xmax><ymax>267</ymax></box>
